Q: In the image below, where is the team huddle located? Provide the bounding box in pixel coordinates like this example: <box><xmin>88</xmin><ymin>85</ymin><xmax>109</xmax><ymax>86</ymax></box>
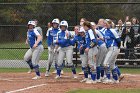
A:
<box><xmin>24</xmin><ymin>18</ymin><xmax>124</xmax><ymax>84</ymax></box>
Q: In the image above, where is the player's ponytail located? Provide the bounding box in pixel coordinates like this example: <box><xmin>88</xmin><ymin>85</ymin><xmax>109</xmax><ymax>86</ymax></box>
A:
<box><xmin>83</xmin><ymin>21</ymin><xmax>98</xmax><ymax>46</ymax></box>
<box><xmin>83</xmin><ymin>21</ymin><xmax>97</xmax><ymax>36</ymax></box>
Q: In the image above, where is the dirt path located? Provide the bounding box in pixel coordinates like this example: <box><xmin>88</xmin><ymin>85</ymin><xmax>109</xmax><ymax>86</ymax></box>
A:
<box><xmin>0</xmin><ymin>73</ymin><xmax>140</xmax><ymax>93</ymax></box>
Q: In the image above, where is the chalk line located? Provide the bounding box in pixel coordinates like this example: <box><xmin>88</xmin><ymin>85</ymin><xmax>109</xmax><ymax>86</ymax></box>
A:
<box><xmin>6</xmin><ymin>83</ymin><xmax>47</xmax><ymax>93</ymax></box>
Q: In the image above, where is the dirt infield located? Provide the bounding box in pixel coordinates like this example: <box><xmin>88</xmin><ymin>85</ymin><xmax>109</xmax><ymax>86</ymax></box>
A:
<box><xmin>0</xmin><ymin>72</ymin><xmax>140</xmax><ymax>93</ymax></box>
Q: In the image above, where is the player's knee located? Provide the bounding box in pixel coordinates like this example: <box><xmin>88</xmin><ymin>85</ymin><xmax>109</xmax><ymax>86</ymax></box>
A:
<box><xmin>89</xmin><ymin>65</ymin><xmax>96</xmax><ymax>71</ymax></box>
<box><xmin>57</xmin><ymin>65</ymin><xmax>63</xmax><ymax>70</ymax></box>
<box><xmin>88</xmin><ymin>56</ymin><xmax>92</xmax><ymax>60</ymax></box>
<box><xmin>110</xmin><ymin>65</ymin><xmax>116</xmax><ymax>70</ymax></box>
<box><xmin>32</xmin><ymin>62</ymin><xmax>38</xmax><ymax>67</ymax></box>
<box><xmin>81</xmin><ymin>63</ymin><xmax>87</xmax><ymax>68</ymax></box>
<box><xmin>82</xmin><ymin>66</ymin><xmax>88</xmax><ymax>72</ymax></box>
<box><xmin>24</xmin><ymin>56</ymin><xmax>29</xmax><ymax>62</ymax></box>
<box><xmin>90</xmin><ymin>67</ymin><xmax>96</xmax><ymax>74</ymax></box>
<box><xmin>68</xmin><ymin>62</ymin><xmax>73</xmax><ymax>67</ymax></box>
<box><xmin>103</xmin><ymin>63</ymin><xmax>109</xmax><ymax>68</ymax></box>
<box><xmin>96</xmin><ymin>62</ymin><xmax>101</xmax><ymax>67</ymax></box>
<box><xmin>112</xmin><ymin>70</ymin><xmax>117</xmax><ymax>75</ymax></box>
<box><xmin>57</xmin><ymin>63</ymin><xmax>62</xmax><ymax>67</ymax></box>
<box><xmin>48</xmin><ymin>50</ymin><xmax>53</xmax><ymax>54</ymax></box>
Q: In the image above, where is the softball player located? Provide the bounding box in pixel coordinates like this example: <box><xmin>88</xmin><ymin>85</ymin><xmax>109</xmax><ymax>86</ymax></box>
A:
<box><xmin>26</xmin><ymin>20</ymin><xmax>43</xmax><ymax>74</ymax></box>
<box><xmin>82</xmin><ymin>21</ymin><xmax>98</xmax><ymax>84</ymax></box>
<box><xmin>34</xmin><ymin>19</ymin><xmax>43</xmax><ymax>39</ymax></box>
<box><xmin>97</xmin><ymin>19</ymin><xmax>109</xmax><ymax>81</ymax></box>
<box><xmin>96</xmin><ymin>19</ymin><xmax>123</xmax><ymax>82</ymax></box>
<box><xmin>91</xmin><ymin>21</ymin><xmax>108</xmax><ymax>83</ymax></box>
<box><xmin>54</xmin><ymin>20</ymin><xmax>77</xmax><ymax>79</ymax></box>
<box><xmin>24</xmin><ymin>21</ymin><xmax>44</xmax><ymax>79</ymax></box>
<box><xmin>103</xmin><ymin>19</ymin><xmax>121</xmax><ymax>83</ymax></box>
<box><xmin>70</xmin><ymin>27</ymin><xmax>89</xmax><ymax>82</ymax></box>
<box><xmin>110</xmin><ymin>21</ymin><xmax>124</xmax><ymax>82</ymax></box>
<box><xmin>72</xmin><ymin>25</ymin><xmax>80</xmax><ymax>52</ymax></box>
<box><xmin>79</xmin><ymin>18</ymin><xmax>87</xmax><ymax>75</ymax></box>
<box><xmin>45</xmin><ymin>18</ymin><xmax>61</xmax><ymax>77</ymax></box>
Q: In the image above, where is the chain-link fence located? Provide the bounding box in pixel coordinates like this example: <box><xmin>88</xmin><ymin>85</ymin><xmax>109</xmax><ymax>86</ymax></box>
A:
<box><xmin>0</xmin><ymin>2</ymin><xmax>140</xmax><ymax>68</ymax></box>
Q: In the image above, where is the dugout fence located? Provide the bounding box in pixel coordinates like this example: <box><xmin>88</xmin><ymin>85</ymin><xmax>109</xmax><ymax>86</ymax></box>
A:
<box><xmin>0</xmin><ymin>2</ymin><xmax>140</xmax><ymax>68</ymax></box>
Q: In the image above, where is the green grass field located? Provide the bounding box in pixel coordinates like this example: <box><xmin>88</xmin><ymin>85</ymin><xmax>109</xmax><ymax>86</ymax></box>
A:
<box><xmin>0</xmin><ymin>41</ymin><xmax>48</xmax><ymax>60</ymax></box>
<box><xmin>0</xmin><ymin>42</ymin><xmax>29</xmax><ymax>48</ymax></box>
<box><xmin>0</xmin><ymin>68</ymin><xmax>140</xmax><ymax>74</ymax></box>
<box><xmin>67</xmin><ymin>89</ymin><xmax>140</xmax><ymax>93</ymax></box>
<box><xmin>0</xmin><ymin>41</ymin><xmax>48</xmax><ymax>48</ymax></box>
<box><xmin>0</xmin><ymin>49</ymin><xmax>48</xmax><ymax>60</ymax></box>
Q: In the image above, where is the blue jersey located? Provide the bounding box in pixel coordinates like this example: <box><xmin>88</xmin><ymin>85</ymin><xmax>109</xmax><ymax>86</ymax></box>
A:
<box><xmin>96</xmin><ymin>26</ymin><xmax>106</xmax><ymax>37</ymax></box>
<box><xmin>46</xmin><ymin>27</ymin><xmax>60</xmax><ymax>46</ymax></box>
<box><xmin>57</xmin><ymin>30</ymin><xmax>71</xmax><ymax>48</ymax></box>
<box><xmin>104</xmin><ymin>28</ymin><xmax>121</xmax><ymax>48</ymax></box>
<box><xmin>27</xmin><ymin>28</ymin><xmax>42</xmax><ymax>48</ymax></box>
<box><xmin>70</xmin><ymin>35</ymin><xmax>79</xmax><ymax>46</ymax></box>
<box><xmin>95</xmin><ymin>29</ymin><xmax>105</xmax><ymax>46</ymax></box>
<box><xmin>85</xmin><ymin>29</ymin><xmax>97</xmax><ymax>48</ymax></box>
<box><xmin>70</xmin><ymin>35</ymin><xmax>86</xmax><ymax>54</ymax></box>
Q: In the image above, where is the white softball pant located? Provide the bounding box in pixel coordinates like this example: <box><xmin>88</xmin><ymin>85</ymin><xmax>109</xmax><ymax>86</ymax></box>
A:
<box><xmin>96</xmin><ymin>43</ymin><xmax>107</xmax><ymax>67</ymax></box>
<box><xmin>57</xmin><ymin>46</ymin><xmax>73</xmax><ymax>67</ymax></box>
<box><xmin>83</xmin><ymin>46</ymin><xmax>98</xmax><ymax>69</ymax></box>
<box><xmin>80</xmin><ymin>54</ymin><xmax>88</xmax><ymax>68</ymax></box>
<box><xmin>103</xmin><ymin>46</ymin><xmax>120</xmax><ymax>69</ymax></box>
<box><xmin>46</xmin><ymin>45</ymin><xmax>59</xmax><ymax>70</ymax></box>
<box><xmin>24</xmin><ymin>45</ymin><xmax>44</xmax><ymax>66</ymax></box>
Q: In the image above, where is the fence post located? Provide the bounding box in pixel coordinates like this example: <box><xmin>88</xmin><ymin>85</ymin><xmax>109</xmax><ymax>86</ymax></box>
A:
<box><xmin>75</xmin><ymin>2</ymin><xmax>78</xmax><ymax>25</ymax></box>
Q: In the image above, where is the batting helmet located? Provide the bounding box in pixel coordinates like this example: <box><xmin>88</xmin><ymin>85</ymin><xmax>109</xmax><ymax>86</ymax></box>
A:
<box><xmin>60</xmin><ymin>20</ymin><xmax>68</xmax><ymax>28</ymax></box>
<box><xmin>52</xmin><ymin>18</ymin><xmax>60</xmax><ymax>24</ymax></box>
<box><xmin>28</xmin><ymin>21</ymin><xmax>36</xmax><ymax>26</ymax></box>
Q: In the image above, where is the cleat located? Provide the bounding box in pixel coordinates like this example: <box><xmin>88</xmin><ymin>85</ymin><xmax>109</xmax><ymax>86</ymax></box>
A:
<box><xmin>92</xmin><ymin>80</ymin><xmax>97</xmax><ymax>84</ymax></box>
<box><xmin>59</xmin><ymin>75</ymin><xmax>62</xmax><ymax>78</ymax></box>
<box><xmin>52</xmin><ymin>70</ymin><xmax>64</xmax><ymax>75</ymax></box>
<box><xmin>61</xmin><ymin>70</ymin><xmax>64</xmax><ymax>75</ymax></box>
<box><xmin>85</xmin><ymin>79</ymin><xmax>93</xmax><ymax>84</ymax></box>
<box><xmin>96</xmin><ymin>79</ymin><xmax>102</xmax><ymax>83</ymax></box>
<box><xmin>80</xmin><ymin>78</ymin><xmax>88</xmax><ymax>83</ymax></box>
<box><xmin>32</xmin><ymin>76</ymin><xmax>41</xmax><ymax>80</ymax></box>
<box><xmin>85</xmin><ymin>79</ymin><xmax>96</xmax><ymax>84</ymax></box>
<box><xmin>52</xmin><ymin>70</ymin><xmax>57</xmax><ymax>74</ymax></box>
<box><xmin>45</xmin><ymin>71</ymin><xmax>50</xmax><ymax>77</ymax></box>
<box><xmin>102</xmin><ymin>78</ymin><xmax>113</xmax><ymax>84</ymax></box>
<box><xmin>112</xmin><ymin>80</ymin><xmax>119</xmax><ymax>84</ymax></box>
<box><xmin>55</xmin><ymin>75</ymin><xmax>60</xmax><ymax>79</ymax></box>
<box><xmin>78</xmin><ymin>71</ymin><xmax>84</xmax><ymax>75</ymax></box>
<box><xmin>119</xmin><ymin>75</ymin><xmax>124</xmax><ymax>82</ymax></box>
<box><xmin>108</xmin><ymin>79</ymin><xmax>113</xmax><ymax>83</ymax></box>
<box><xmin>73</xmin><ymin>74</ymin><xmax>78</xmax><ymax>79</ymax></box>
<box><xmin>100</xmin><ymin>76</ymin><xmax>106</xmax><ymax>82</ymax></box>
<box><xmin>27</xmin><ymin>69</ymin><xmax>33</xmax><ymax>74</ymax></box>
